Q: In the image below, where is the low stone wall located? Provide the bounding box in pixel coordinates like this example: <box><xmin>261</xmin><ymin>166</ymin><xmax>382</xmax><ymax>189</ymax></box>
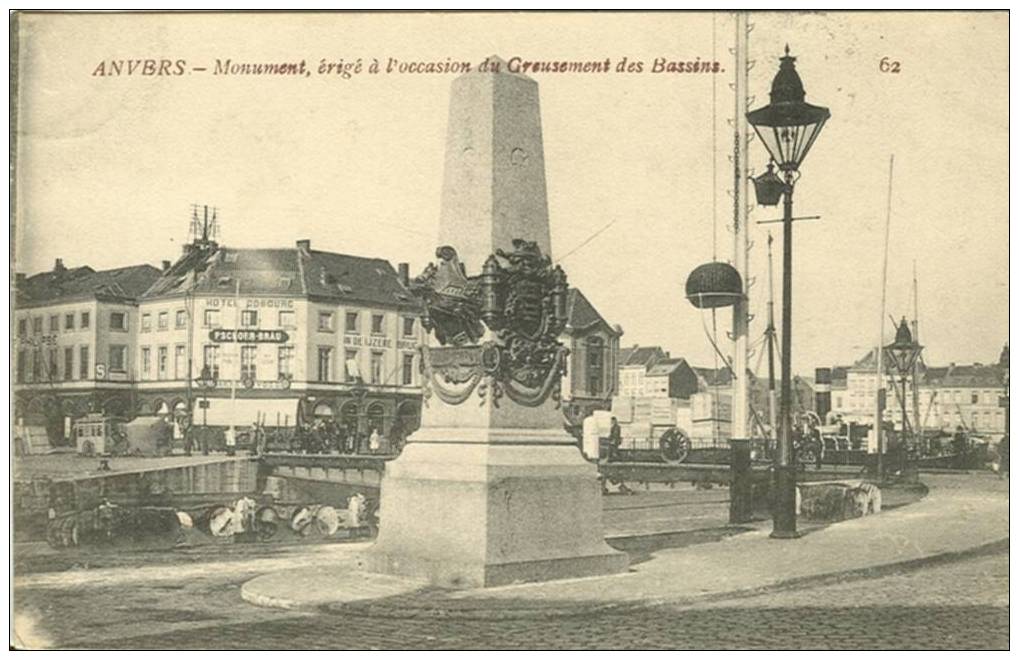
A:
<box><xmin>263</xmin><ymin>474</ymin><xmax>378</xmax><ymax>508</ymax></box>
<box><xmin>14</xmin><ymin>458</ymin><xmax>260</xmax><ymax>541</ymax></box>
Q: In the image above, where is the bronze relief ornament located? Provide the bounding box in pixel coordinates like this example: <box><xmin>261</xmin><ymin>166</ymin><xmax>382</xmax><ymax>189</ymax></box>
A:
<box><xmin>410</xmin><ymin>240</ymin><xmax>570</xmax><ymax>408</ymax></box>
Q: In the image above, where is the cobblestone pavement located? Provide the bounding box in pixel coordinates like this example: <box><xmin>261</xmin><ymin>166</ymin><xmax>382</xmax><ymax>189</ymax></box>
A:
<box><xmin>15</xmin><ymin>541</ymin><xmax>1007</xmax><ymax>650</ymax></box>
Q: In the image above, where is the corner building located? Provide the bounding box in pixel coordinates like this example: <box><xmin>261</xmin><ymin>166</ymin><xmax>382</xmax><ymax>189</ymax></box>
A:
<box><xmin>136</xmin><ymin>237</ymin><xmax>426</xmax><ymax>447</ymax></box>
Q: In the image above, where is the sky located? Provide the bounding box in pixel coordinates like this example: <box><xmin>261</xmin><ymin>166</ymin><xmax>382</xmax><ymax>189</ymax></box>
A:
<box><xmin>13</xmin><ymin>11</ymin><xmax>1009</xmax><ymax>376</ymax></box>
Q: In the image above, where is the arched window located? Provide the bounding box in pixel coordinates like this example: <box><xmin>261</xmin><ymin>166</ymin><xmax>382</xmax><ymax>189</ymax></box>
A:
<box><xmin>586</xmin><ymin>336</ymin><xmax>605</xmax><ymax>396</ymax></box>
<box><xmin>341</xmin><ymin>403</ymin><xmax>360</xmax><ymax>435</ymax></box>
<box><xmin>367</xmin><ymin>403</ymin><xmax>385</xmax><ymax>434</ymax></box>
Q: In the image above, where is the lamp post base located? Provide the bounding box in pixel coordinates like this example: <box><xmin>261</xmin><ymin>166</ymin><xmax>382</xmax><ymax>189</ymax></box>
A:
<box><xmin>769</xmin><ymin>529</ymin><xmax>801</xmax><ymax>540</ymax></box>
<box><xmin>729</xmin><ymin>438</ymin><xmax>754</xmax><ymax>523</ymax></box>
<box><xmin>770</xmin><ymin>463</ymin><xmax>799</xmax><ymax>539</ymax></box>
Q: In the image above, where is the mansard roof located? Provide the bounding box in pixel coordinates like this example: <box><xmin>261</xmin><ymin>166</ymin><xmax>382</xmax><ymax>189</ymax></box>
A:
<box><xmin>142</xmin><ymin>242</ymin><xmax>419</xmax><ymax>310</ymax></box>
<box><xmin>16</xmin><ymin>263</ymin><xmax>161</xmax><ymax>307</ymax></box>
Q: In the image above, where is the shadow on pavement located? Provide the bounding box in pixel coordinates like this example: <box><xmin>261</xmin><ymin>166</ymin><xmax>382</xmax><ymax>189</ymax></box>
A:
<box><xmin>607</xmin><ymin>526</ymin><xmax>752</xmax><ymax>567</ymax></box>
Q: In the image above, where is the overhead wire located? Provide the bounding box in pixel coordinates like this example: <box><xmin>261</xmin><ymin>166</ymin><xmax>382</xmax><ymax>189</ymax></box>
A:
<box><xmin>554</xmin><ymin>220</ymin><xmax>615</xmax><ymax>264</ymax></box>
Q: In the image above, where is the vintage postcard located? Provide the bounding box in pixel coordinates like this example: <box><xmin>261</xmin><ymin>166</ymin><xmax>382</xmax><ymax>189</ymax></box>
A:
<box><xmin>9</xmin><ymin>10</ymin><xmax>1009</xmax><ymax>651</ymax></box>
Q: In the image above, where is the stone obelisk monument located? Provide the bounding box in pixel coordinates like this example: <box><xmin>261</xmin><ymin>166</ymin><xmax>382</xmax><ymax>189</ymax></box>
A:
<box><xmin>364</xmin><ymin>58</ymin><xmax>627</xmax><ymax>588</ymax></box>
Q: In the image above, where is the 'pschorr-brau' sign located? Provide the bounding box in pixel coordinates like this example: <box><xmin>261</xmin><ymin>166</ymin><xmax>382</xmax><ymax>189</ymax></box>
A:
<box><xmin>209</xmin><ymin>329</ymin><xmax>290</xmax><ymax>344</ymax></box>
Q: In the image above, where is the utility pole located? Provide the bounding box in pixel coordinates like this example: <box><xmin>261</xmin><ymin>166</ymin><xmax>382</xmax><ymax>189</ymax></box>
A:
<box><xmin>911</xmin><ymin>261</ymin><xmax>921</xmax><ymax>451</ymax></box>
<box><xmin>726</xmin><ymin>11</ymin><xmax>753</xmax><ymax>525</ymax></box>
<box><xmin>185</xmin><ymin>267</ymin><xmax>195</xmax><ymax>454</ymax></box>
<box><xmin>731</xmin><ymin>11</ymin><xmax>751</xmax><ymax>442</ymax></box>
<box><xmin>230</xmin><ymin>275</ymin><xmax>241</xmax><ymax>436</ymax></box>
<box><xmin>873</xmin><ymin>155</ymin><xmax>895</xmax><ymax>478</ymax></box>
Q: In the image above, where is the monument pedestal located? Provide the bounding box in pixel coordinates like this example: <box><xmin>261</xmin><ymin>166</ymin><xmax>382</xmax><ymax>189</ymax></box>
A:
<box><xmin>363</xmin><ymin>60</ymin><xmax>627</xmax><ymax>590</ymax></box>
<box><xmin>363</xmin><ymin>426</ymin><xmax>628</xmax><ymax>589</ymax></box>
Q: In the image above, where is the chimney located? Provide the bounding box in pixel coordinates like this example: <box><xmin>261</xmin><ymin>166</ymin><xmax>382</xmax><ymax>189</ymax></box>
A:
<box><xmin>54</xmin><ymin>258</ymin><xmax>65</xmax><ymax>272</ymax></box>
<box><xmin>296</xmin><ymin>239</ymin><xmax>311</xmax><ymax>253</ymax></box>
<box><xmin>397</xmin><ymin>262</ymin><xmax>410</xmax><ymax>286</ymax></box>
<box><xmin>161</xmin><ymin>260</ymin><xmax>171</xmax><ymax>272</ymax></box>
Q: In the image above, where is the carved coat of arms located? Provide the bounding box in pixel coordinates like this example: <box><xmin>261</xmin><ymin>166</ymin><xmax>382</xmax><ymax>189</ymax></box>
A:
<box><xmin>409</xmin><ymin>239</ymin><xmax>569</xmax><ymax>408</ymax></box>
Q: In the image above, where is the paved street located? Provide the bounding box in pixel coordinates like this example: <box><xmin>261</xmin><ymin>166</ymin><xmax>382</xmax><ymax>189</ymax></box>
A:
<box><xmin>18</xmin><ymin>543</ymin><xmax>1007</xmax><ymax>650</ymax></box>
<box><xmin>11</xmin><ymin>474</ymin><xmax>1008</xmax><ymax>650</ymax></box>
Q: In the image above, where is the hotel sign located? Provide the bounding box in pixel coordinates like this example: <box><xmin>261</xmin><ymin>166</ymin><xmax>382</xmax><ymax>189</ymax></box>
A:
<box><xmin>209</xmin><ymin>329</ymin><xmax>290</xmax><ymax>344</ymax></box>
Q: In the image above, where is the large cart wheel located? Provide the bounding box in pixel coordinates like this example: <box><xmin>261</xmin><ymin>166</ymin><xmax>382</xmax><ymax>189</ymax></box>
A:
<box><xmin>59</xmin><ymin>517</ymin><xmax>78</xmax><ymax>547</ymax></box>
<box><xmin>659</xmin><ymin>428</ymin><xmax>691</xmax><ymax>464</ymax></box>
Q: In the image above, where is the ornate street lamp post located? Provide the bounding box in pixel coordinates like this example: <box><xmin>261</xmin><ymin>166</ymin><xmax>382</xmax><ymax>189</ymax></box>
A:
<box><xmin>884</xmin><ymin>317</ymin><xmax>923</xmax><ymax>466</ymax></box>
<box><xmin>748</xmin><ymin>45</ymin><xmax>830</xmax><ymax>539</ymax></box>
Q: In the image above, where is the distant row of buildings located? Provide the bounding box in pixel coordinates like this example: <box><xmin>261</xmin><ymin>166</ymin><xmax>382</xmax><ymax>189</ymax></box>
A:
<box><xmin>12</xmin><ymin>234</ymin><xmax>1008</xmax><ymax>452</ymax></box>
<box><xmin>12</xmin><ymin>232</ymin><xmax>621</xmax><ymax>453</ymax></box>
<box><xmin>609</xmin><ymin>340</ymin><xmax>1008</xmax><ymax>443</ymax></box>
<box><xmin>612</xmin><ymin>344</ymin><xmax>814</xmax><ymax>442</ymax></box>
<box><xmin>826</xmin><ymin>347</ymin><xmax>1008</xmax><ymax>438</ymax></box>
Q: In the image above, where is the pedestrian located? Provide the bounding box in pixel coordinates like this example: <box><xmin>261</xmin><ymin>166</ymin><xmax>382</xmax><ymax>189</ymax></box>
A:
<box><xmin>998</xmin><ymin>436</ymin><xmax>1009</xmax><ymax>479</ymax></box>
<box><xmin>250</xmin><ymin>421</ymin><xmax>265</xmax><ymax>455</ymax></box>
<box><xmin>97</xmin><ymin>498</ymin><xmax>116</xmax><ymax>543</ymax></box>
<box><xmin>347</xmin><ymin>493</ymin><xmax>365</xmax><ymax>529</ymax></box>
<box><xmin>608</xmin><ymin>416</ymin><xmax>622</xmax><ymax>462</ymax></box>
<box><xmin>225</xmin><ymin>425</ymin><xmax>236</xmax><ymax>456</ymax></box>
<box><xmin>335</xmin><ymin>424</ymin><xmax>347</xmax><ymax>455</ymax></box>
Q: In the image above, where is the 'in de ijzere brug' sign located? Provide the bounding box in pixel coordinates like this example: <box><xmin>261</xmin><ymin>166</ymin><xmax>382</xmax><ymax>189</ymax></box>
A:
<box><xmin>209</xmin><ymin>329</ymin><xmax>289</xmax><ymax>344</ymax></box>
